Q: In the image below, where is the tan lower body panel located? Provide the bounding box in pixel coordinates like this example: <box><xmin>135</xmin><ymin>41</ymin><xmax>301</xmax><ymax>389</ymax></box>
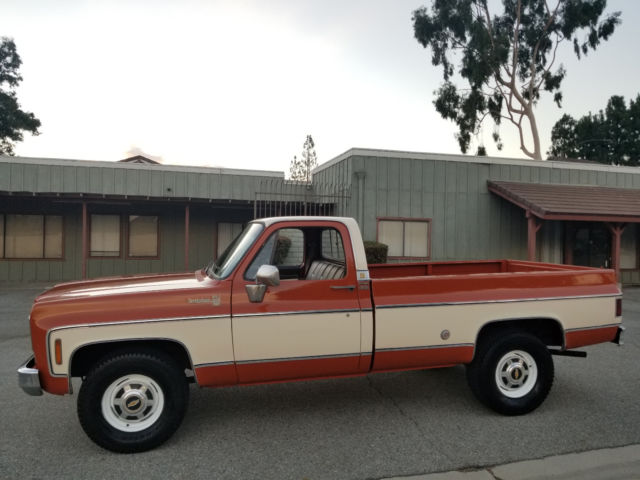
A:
<box><xmin>49</xmin><ymin>317</ymin><xmax>233</xmax><ymax>376</ymax></box>
<box><xmin>232</xmin><ymin>311</ymin><xmax>361</xmax><ymax>362</ymax></box>
<box><xmin>375</xmin><ymin>296</ymin><xmax>617</xmax><ymax>351</ymax></box>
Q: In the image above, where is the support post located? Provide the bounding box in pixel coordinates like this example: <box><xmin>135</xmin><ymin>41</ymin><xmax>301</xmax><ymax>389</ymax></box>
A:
<box><xmin>355</xmin><ymin>171</ymin><xmax>366</xmax><ymax>231</ymax></box>
<box><xmin>81</xmin><ymin>202</ymin><xmax>88</xmax><ymax>279</ymax></box>
<box><xmin>526</xmin><ymin>211</ymin><xmax>542</xmax><ymax>261</ymax></box>
<box><xmin>184</xmin><ymin>205</ymin><xmax>190</xmax><ymax>271</ymax></box>
<box><xmin>212</xmin><ymin>221</ymin><xmax>218</xmax><ymax>261</ymax></box>
<box><xmin>606</xmin><ymin>222</ymin><xmax>626</xmax><ymax>279</ymax></box>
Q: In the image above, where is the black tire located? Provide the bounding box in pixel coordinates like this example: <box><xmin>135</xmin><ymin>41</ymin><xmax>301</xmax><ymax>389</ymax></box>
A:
<box><xmin>77</xmin><ymin>349</ymin><xmax>189</xmax><ymax>453</ymax></box>
<box><xmin>466</xmin><ymin>331</ymin><xmax>554</xmax><ymax>415</ymax></box>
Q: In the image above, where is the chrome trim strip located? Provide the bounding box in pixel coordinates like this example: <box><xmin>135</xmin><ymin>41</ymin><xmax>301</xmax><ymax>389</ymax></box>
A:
<box><xmin>65</xmin><ymin>336</ymin><xmax>199</xmax><ymax>387</ymax></box>
<box><xmin>376</xmin><ymin>343</ymin><xmax>474</xmax><ymax>353</ymax></box>
<box><xmin>565</xmin><ymin>323</ymin><xmax>620</xmax><ymax>333</ymax></box>
<box><xmin>235</xmin><ymin>352</ymin><xmax>361</xmax><ymax>365</ymax></box>
<box><xmin>48</xmin><ymin>314</ymin><xmax>229</xmax><ymax>333</ymax></box>
<box><xmin>375</xmin><ymin>293</ymin><xmax>619</xmax><ymax>309</ymax></box>
<box><xmin>194</xmin><ymin>361</ymin><xmax>235</xmax><ymax>368</ymax></box>
<box><xmin>232</xmin><ymin>308</ymin><xmax>361</xmax><ymax>318</ymax></box>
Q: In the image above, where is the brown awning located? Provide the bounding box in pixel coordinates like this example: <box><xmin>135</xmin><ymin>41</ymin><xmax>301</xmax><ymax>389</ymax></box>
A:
<box><xmin>487</xmin><ymin>180</ymin><xmax>640</xmax><ymax>222</ymax></box>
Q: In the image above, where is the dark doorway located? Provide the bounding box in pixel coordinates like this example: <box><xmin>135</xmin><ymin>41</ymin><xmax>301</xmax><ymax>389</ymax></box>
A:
<box><xmin>567</xmin><ymin>223</ymin><xmax>611</xmax><ymax>268</ymax></box>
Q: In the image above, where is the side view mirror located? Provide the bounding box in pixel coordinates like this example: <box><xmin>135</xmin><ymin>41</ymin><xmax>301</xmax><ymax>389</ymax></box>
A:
<box><xmin>256</xmin><ymin>264</ymin><xmax>280</xmax><ymax>287</ymax></box>
<box><xmin>246</xmin><ymin>265</ymin><xmax>280</xmax><ymax>303</ymax></box>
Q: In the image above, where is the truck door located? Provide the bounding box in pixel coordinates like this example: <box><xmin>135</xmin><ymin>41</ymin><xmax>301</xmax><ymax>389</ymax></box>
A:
<box><xmin>231</xmin><ymin>221</ymin><xmax>363</xmax><ymax>383</ymax></box>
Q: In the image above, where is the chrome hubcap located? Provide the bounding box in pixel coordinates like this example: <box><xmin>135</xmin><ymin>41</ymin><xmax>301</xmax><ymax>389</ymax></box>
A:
<box><xmin>101</xmin><ymin>374</ymin><xmax>164</xmax><ymax>432</ymax></box>
<box><xmin>495</xmin><ymin>350</ymin><xmax>538</xmax><ymax>399</ymax></box>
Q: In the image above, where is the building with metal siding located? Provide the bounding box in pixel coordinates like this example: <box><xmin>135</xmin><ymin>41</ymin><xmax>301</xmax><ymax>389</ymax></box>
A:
<box><xmin>2</xmin><ymin>149</ymin><xmax>640</xmax><ymax>284</ymax></box>
<box><xmin>313</xmin><ymin>149</ymin><xmax>640</xmax><ymax>285</ymax></box>
<box><xmin>0</xmin><ymin>156</ymin><xmax>282</xmax><ymax>282</ymax></box>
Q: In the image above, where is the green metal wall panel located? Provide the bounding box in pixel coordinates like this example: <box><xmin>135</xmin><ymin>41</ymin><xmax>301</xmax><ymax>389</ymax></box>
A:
<box><xmin>0</xmin><ymin>157</ymin><xmax>283</xmax><ymax>203</ymax></box>
<box><xmin>315</xmin><ymin>151</ymin><xmax>640</xmax><ymax>268</ymax></box>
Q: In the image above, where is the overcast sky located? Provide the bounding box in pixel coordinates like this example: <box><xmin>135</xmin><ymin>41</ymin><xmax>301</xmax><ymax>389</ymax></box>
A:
<box><xmin>3</xmin><ymin>0</ymin><xmax>638</xmax><ymax>173</ymax></box>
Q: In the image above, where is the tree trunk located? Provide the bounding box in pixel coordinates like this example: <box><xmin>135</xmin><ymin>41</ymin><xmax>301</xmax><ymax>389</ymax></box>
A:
<box><xmin>528</xmin><ymin>109</ymin><xmax>543</xmax><ymax>160</ymax></box>
<box><xmin>520</xmin><ymin>106</ymin><xmax>543</xmax><ymax>160</ymax></box>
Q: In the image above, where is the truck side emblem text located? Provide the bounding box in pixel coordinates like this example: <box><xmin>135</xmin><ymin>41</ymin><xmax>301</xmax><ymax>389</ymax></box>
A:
<box><xmin>187</xmin><ymin>295</ymin><xmax>221</xmax><ymax>306</ymax></box>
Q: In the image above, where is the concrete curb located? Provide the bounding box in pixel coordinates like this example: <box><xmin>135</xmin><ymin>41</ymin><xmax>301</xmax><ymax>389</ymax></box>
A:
<box><xmin>384</xmin><ymin>444</ymin><xmax>640</xmax><ymax>480</ymax></box>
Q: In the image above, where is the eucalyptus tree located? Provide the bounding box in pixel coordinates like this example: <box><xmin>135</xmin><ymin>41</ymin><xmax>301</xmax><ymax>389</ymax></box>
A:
<box><xmin>412</xmin><ymin>0</ymin><xmax>620</xmax><ymax>159</ymax></box>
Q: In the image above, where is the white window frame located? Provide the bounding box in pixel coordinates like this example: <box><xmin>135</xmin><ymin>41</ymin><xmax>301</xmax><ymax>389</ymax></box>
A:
<box><xmin>377</xmin><ymin>217</ymin><xmax>431</xmax><ymax>260</ymax></box>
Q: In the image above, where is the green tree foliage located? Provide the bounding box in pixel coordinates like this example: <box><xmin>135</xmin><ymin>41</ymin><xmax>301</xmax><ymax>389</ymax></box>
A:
<box><xmin>289</xmin><ymin>135</ymin><xmax>318</xmax><ymax>182</ymax></box>
<box><xmin>0</xmin><ymin>37</ymin><xmax>41</xmax><ymax>156</ymax></box>
<box><xmin>549</xmin><ymin>94</ymin><xmax>640</xmax><ymax>166</ymax></box>
<box><xmin>412</xmin><ymin>0</ymin><xmax>620</xmax><ymax>160</ymax></box>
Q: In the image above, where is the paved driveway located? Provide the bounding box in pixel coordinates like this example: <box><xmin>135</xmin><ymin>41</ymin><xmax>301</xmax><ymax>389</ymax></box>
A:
<box><xmin>1</xmin><ymin>283</ymin><xmax>638</xmax><ymax>480</ymax></box>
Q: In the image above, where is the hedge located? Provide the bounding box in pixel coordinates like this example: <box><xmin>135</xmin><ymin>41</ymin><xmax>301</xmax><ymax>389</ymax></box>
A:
<box><xmin>363</xmin><ymin>240</ymin><xmax>388</xmax><ymax>264</ymax></box>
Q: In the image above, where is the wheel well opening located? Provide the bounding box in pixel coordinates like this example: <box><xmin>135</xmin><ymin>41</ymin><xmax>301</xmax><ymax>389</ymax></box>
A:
<box><xmin>70</xmin><ymin>340</ymin><xmax>193</xmax><ymax>378</ymax></box>
<box><xmin>476</xmin><ymin>318</ymin><xmax>564</xmax><ymax>349</ymax></box>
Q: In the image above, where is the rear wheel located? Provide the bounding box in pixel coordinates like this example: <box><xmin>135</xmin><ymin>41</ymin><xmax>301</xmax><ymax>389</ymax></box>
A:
<box><xmin>77</xmin><ymin>349</ymin><xmax>189</xmax><ymax>453</ymax></box>
<box><xmin>466</xmin><ymin>331</ymin><xmax>554</xmax><ymax>415</ymax></box>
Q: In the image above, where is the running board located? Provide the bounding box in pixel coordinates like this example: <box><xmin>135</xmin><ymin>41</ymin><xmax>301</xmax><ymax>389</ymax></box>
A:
<box><xmin>548</xmin><ymin>349</ymin><xmax>587</xmax><ymax>358</ymax></box>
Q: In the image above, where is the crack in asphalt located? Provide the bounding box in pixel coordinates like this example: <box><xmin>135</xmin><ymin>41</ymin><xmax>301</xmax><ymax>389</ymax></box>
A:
<box><xmin>366</xmin><ymin>375</ymin><xmax>422</xmax><ymax>433</ymax></box>
<box><xmin>365</xmin><ymin>375</ymin><xmax>457</xmax><ymax>465</ymax></box>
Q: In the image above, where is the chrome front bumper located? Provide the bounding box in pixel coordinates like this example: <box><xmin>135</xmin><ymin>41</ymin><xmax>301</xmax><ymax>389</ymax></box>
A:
<box><xmin>17</xmin><ymin>355</ymin><xmax>43</xmax><ymax>396</ymax></box>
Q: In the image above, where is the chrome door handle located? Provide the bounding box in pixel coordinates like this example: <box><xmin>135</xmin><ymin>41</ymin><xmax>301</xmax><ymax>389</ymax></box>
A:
<box><xmin>330</xmin><ymin>285</ymin><xmax>355</xmax><ymax>291</ymax></box>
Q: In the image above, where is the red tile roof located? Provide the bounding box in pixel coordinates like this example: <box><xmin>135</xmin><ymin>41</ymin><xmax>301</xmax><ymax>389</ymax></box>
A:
<box><xmin>487</xmin><ymin>181</ymin><xmax>640</xmax><ymax>222</ymax></box>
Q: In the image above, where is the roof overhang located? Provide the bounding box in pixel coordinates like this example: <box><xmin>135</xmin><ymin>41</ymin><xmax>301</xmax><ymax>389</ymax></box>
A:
<box><xmin>487</xmin><ymin>181</ymin><xmax>640</xmax><ymax>223</ymax></box>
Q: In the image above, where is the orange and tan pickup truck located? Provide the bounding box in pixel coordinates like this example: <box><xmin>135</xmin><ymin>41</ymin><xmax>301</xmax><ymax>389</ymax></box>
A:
<box><xmin>18</xmin><ymin>216</ymin><xmax>624</xmax><ymax>452</ymax></box>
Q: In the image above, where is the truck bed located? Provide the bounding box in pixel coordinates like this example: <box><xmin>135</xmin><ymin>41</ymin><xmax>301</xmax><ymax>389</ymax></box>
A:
<box><xmin>367</xmin><ymin>259</ymin><xmax>620</xmax><ymax>373</ymax></box>
<box><xmin>368</xmin><ymin>259</ymin><xmax>597</xmax><ymax>279</ymax></box>
<box><xmin>368</xmin><ymin>259</ymin><xmax>618</xmax><ymax>306</ymax></box>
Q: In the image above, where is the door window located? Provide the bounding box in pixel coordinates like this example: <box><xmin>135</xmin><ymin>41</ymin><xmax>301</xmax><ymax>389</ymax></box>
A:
<box><xmin>245</xmin><ymin>228</ymin><xmax>304</xmax><ymax>280</ymax></box>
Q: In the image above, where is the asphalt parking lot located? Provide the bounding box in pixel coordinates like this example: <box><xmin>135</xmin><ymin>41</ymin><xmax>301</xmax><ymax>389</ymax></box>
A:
<box><xmin>1</xmin><ymin>283</ymin><xmax>638</xmax><ymax>480</ymax></box>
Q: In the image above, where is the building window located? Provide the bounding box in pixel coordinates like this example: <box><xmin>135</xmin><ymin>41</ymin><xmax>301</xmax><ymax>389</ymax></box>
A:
<box><xmin>621</xmin><ymin>224</ymin><xmax>638</xmax><ymax>270</ymax></box>
<box><xmin>217</xmin><ymin>222</ymin><xmax>244</xmax><ymax>258</ymax></box>
<box><xmin>128</xmin><ymin>216</ymin><xmax>159</xmax><ymax>257</ymax></box>
<box><xmin>1</xmin><ymin>214</ymin><xmax>63</xmax><ymax>259</ymax></box>
<box><xmin>90</xmin><ymin>215</ymin><xmax>121</xmax><ymax>257</ymax></box>
<box><xmin>377</xmin><ymin>218</ymin><xmax>431</xmax><ymax>259</ymax></box>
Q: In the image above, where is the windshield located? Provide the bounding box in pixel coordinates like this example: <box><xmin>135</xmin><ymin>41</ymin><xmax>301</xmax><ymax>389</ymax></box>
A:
<box><xmin>205</xmin><ymin>223</ymin><xmax>264</xmax><ymax>279</ymax></box>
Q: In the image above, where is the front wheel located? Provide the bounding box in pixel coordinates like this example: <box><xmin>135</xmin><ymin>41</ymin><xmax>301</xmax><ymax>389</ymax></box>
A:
<box><xmin>77</xmin><ymin>350</ymin><xmax>189</xmax><ymax>453</ymax></box>
<box><xmin>466</xmin><ymin>331</ymin><xmax>554</xmax><ymax>415</ymax></box>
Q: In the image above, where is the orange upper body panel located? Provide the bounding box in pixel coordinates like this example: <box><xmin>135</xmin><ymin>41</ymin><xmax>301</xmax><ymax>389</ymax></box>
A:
<box><xmin>370</xmin><ymin>261</ymin><xmax>620</xmax><ymax>307</ymax></box>
<box><xmin>31</xmin><ymin>269</ymin><xmax>231</xmax><ymax>331</ymax></box>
